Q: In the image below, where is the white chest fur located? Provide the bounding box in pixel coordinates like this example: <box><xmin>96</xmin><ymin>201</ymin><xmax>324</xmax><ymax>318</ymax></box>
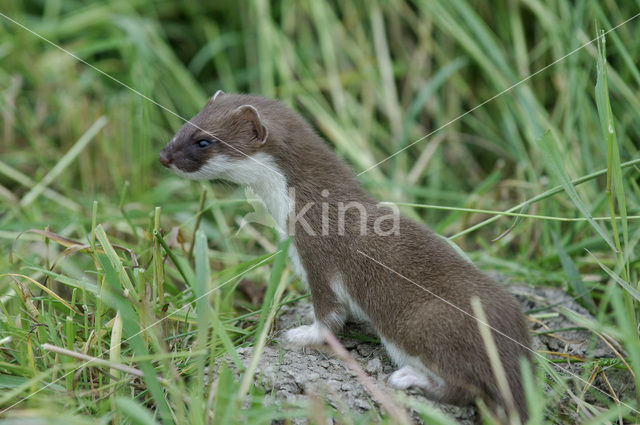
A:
<box><xmin>226</xmin><ymin>153</ymin><xmax>308</xmax><ymax>285</ymax></box>
<box><xmin>189</xmin><ymin>152</ymin><xmax>308</xmax><ymax>285</ymax></box>
<box><xmin>238</xmin><ymin>152</ymin><xmax>291</xmax><ymax>235</ymax></box>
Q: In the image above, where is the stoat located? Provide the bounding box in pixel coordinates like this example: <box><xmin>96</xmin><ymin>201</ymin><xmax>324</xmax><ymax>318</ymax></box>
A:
<box><xmin>159</xmin><ymin>91</ymin><xmax>532</xmax><ymax>422</ymax></box>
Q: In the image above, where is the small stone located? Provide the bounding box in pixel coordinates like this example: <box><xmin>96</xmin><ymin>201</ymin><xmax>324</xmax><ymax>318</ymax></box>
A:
<box><xmin>354</xmin><ymin>398</ymin><xmax>372</xmax><ymax>410</ymax></box>
<box><xmin>365</xmin><ymin>358</ymin><xmax>382</xmax><ymax>374</ymax></box>
<box><xmin>326</xmin><ymin>379</ymin><xmax>342</xmax><ymax>391</ymax></box>
<box><xmin>356</xmin><ymin>344</ymin><xmax>376</xmax><ymax>357</ymax></box>
<box><xmin>343</xmin><ymin>339</ymin><xmax>358</xmax><ymax>349</ymax></box>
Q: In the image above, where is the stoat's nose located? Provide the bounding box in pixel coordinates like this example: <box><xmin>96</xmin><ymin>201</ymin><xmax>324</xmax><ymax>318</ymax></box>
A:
<box><xmin>159</xmin><ymin>150</ymin><xmax>172</xmax><ymax>168</ymax></box>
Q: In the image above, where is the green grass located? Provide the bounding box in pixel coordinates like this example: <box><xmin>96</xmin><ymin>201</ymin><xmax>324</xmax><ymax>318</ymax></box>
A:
<box><xmin>1</xmin><ymin>1</ymin><xmax>639</xmax><ymax>424</ymax></box>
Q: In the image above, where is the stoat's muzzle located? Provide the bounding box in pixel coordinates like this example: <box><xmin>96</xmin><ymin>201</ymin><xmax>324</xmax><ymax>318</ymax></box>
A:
<box><xmin>158</xmin><ymin>147</ymin><xmax>172</xmax><ymax>168</ymax></box>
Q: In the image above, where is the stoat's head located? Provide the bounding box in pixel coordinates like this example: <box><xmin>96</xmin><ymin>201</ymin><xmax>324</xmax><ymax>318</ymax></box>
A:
<box><xmin>159</xmin><ymin>91</ymin><xmax>275</xmax><ymax>183</ymax></box>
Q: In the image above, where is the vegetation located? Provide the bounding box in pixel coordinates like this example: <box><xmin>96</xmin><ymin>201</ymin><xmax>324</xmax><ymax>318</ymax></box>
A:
<box><xmin>1</xmin><ymin>1</ymin><xmax>639</xmax><ymax>423</ymax></box>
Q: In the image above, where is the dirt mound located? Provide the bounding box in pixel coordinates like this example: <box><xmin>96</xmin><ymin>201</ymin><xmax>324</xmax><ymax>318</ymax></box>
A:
<box><xmin>229</xmin><ymin>285</ymin><xmax>634</xmax><ymax>424</ymax></box>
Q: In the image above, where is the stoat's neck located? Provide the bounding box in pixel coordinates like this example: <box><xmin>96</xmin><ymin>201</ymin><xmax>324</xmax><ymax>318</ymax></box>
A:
<box><xmin>243</xmin><ymin>152</ymin><xmax>291</xmax><ymax>236</ymax></box>
<box><xmin>242</xmin><ymin>132</ymin><xmax>373</xmax><ymax>237</ymax></box>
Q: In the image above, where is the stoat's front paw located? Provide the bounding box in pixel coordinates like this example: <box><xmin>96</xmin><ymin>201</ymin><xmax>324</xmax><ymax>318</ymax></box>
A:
<box><xmin>284</xmin><ymin>324</ymin><xmax>325</xmax><ymax>347</ymax></box>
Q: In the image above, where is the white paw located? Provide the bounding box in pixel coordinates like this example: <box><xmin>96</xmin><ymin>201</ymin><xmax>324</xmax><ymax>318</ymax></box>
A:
<box><xmin>388</xmin><ymin>366</ymin><xmax>432</xmax><ymax>390</ymax></box>
<box><xmin>285</xmin><ymin>324</ymin><xmax>325</xmax><ymax>347</ymax></box>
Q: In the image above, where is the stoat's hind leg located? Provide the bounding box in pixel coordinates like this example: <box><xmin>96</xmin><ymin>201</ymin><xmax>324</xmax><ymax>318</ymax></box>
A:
<box><xmin>389</xmin><ymin>365</ymin><xmax>439</xmax><ymax>390</ymax></box>
<box><xmin>383</xmin><ymin>338</ymin><xmax>476</xmax><ymax>405</ymax></box>
<box><xmin>384</xmin><ymin>338</ymin><xmax>447</xmax><ymax>396</ymax></box>
<box><xmin>390</xmin><ymin>366</ymin><xmax>482</xmax><ymax>409</ymax></box>
<box><xmin>388</xmin><ymin>366</ymin><xmax>475</xmax><ymax>406</ymax></box>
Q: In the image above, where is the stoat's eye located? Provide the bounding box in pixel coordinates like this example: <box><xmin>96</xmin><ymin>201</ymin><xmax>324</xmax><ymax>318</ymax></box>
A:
<box><xmin>196</xmin><ymin>139</ymin><xmax>212</xmax><ymax>148</ymax></box>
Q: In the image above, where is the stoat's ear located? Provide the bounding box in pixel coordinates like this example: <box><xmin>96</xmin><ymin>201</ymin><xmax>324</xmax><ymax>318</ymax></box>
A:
<box><xmin>234</xmin><ymin>104</ymin><xmax>269</xmax><ymax>145</ymax></box>
<box><xmin>211</xmin><ymin>90</ymin><xmax>225</xmax><ymax>102</ymax></box>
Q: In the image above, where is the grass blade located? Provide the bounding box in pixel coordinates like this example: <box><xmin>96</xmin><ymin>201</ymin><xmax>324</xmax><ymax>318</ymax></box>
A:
<box><xmin>236</xmin><ymin>238</ymin><xmax>290</xmax><ymax>401</ymax></box>
<box><xmin>116</xmin><ymin>397</ymin><xmax>161</xmax><ymax>425</ymax></box>
<box><xmin>589</xmin><ymin>252</ymin><xmax>640</xmax><ymax>304</ymax></box>
<box><xmin>536</xmin><ymin>130</ymin><xmax>616</xmax><ymax>251</ymax></box>
<box><xmin>192</xmin><ymin>229</ymin><xmax>211</xmax><ymax>421</ymax></box>
<box><xmin>550</xmin><ymin>232</ymin><xmax>595</xmax><ymax>311</ymax></box>
<box><xmin>95</xmin><ymin>238</ymin><xmax>172</xmax><ymax>422</ymax></box>
<box><xmin>595</xmin><ymin>33</ymin><xmax>629</xmax><ymax>268</ymax></box>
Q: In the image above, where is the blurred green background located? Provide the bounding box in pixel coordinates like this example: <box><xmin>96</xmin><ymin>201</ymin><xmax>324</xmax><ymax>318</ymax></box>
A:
<box><xmin>1</xmin><ymin>1</ymin><xmax>639</xmax><ymax>424</ymax></box>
